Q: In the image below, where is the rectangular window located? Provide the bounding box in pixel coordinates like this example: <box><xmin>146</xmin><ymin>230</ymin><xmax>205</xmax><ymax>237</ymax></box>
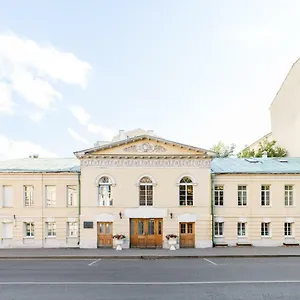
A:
<box><xmin>2</xmin><ymin>223</ymin><xmax>13</xmax><ymax>238</ymax></box>
<box><xmin>67</xmin><ymin>222</ymin><xmax>78</xmax><ymax>237</ymax></box>
<box><xmin>284</xmin><ymin>222</ymin><xmax>293</xmax><ymax>237</ymax></box>
<box><xmin>238</xmin><ymin>185</ymin><xmax>247</xmax><ymax>206</ymax></box>
<box><xmin>261</xmin><ymin>185</ymin><xmax>270</xmax><ymax>206</ymax></box>
<box><xmin>24</xmin><ymin>185</ymin><xmax>34</xmax><ymax>207</ymax></box>
<box><xmin>285</xmin><ymin>185</ymin><xmax>293</xmax><ymax>206</ymax></box>
<box><xmin>98</xmin><ymin>185</ymin><xmax>112</xmax><ymax>206</ymax></box>
<box><xmin>24</xmin><ymin>222</ymin><xmax>34</xmax><ymax>237</ymax></box>
<box><xmin>2</xmin><ymin>185</ymin><xmax>13</xmax><ymax>207</ymax></box>
<box><xmin>45</xmin><ymin>185</ymin><xmax>56</xmax><ymax>207</ymax></box>
<box><xmin>214</xmin><ymin>222</ymin><xmax>224</xmax><ymax>236</ymax></box>
<box><xmin>214</xmin><ymin>185</ymin><xmax>224</xmax><ymax>206</ymax></box>
<box><xmin>67</xmin><ymin>185</ymin><xmax>77</xmax><ymax>207</ymax></box>
<box><xmin>261</xmin><ymin>222</ymin><xmax>270</xmax><ymax>236</ymax></box>
<box><xmin>46</xmin><ymin>222</ymin><xmax>56</xmax><ymax>237</ymax></box>
<box><xmin>139</xmin><ymin>185</ymin><xmax>153</xmax><ymax>206</ymax></box>
<box><xmin>237</xmin><ymin>222</ymin><xmax>246</xmax><ymax>236</ymax></box>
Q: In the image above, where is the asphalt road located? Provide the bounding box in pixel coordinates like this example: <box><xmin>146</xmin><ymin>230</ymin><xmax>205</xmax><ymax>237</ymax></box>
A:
<box><xmin>1</xmin><ymin>257</ymin><xmax>300</xmax><ymax>299</ymax></box>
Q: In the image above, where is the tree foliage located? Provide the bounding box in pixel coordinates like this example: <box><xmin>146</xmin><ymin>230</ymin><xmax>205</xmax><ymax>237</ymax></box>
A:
<box><xmin>238</xmin><ymin>139</ymin><xmax>288</xmax><ymax>158</ymax></box>
<box><xmin>211</xmin><ymin>141</ymin><xmax>236</xmax><ymax>158</ymax></box>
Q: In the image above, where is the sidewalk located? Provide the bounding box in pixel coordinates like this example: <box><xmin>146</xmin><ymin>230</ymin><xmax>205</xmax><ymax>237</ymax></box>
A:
<box><xmin>1</xmin><ymin>246</ymin><xmax>300</xmax><ymax>259</ymax></box>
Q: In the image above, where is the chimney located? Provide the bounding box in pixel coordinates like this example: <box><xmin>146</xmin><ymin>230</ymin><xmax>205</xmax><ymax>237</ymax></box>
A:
<box><xmin>119</xmin><ymin>129</ymin><xmax>127</xmax><ymax>140</ymax></box>
<box><xmin>262</xmin><ymin>151</ymin><xmax>267</xmax><ymax>159</ymax></box>
<box><xmin>29</xmin><ymin>154</ymin><xmax>39</xmax><ymax>158</ymax></box>
<box><xmin>147</xmin><ymin>130</ymin><xmax>154</xmax><ymax>136</ymax></box>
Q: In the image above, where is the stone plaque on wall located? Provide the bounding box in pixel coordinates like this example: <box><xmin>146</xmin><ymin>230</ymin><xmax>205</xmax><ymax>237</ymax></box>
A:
<box><xmin>83</xmin><ymin>221</ymin><xmax>94</xmax><ymax>229</ymax></box>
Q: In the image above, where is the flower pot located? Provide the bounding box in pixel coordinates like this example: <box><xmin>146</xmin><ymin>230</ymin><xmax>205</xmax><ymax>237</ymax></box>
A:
<box><xmin>168</xmin><ymin>238</ymin><xmax>177</xmax><ymax>250</ymax></box>
<box><xmin>115</xmin><ymin>239</ymin><xmax>124</xmax><ymax>251</ymax></box>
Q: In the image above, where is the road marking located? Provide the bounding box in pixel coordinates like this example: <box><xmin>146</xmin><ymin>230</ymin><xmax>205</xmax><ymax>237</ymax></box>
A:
<box><xmin>1</xmin><ymin>280</ymin><xmax>300</xmax><ymax>285</ymax></box>
<box><xmin>203</xmin><ymin>258</ymin><xmax>218</xmax><ymax>265</ymax></box>
<box><xmin>88</xmin><ymin>259</ymin><xmax>102</xmax><ymax>266</ymax></box>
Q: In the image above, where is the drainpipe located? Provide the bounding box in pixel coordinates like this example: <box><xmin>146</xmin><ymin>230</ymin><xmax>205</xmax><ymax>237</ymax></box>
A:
<box><xmin>211</xmin><ymin>173</ymin><xmax>216</xmax><ymax>247</ymax></box>
<box><xmin>77</xmin><ymin>172</ymin><xmax>81</xmax><ymax>247</ymax></box>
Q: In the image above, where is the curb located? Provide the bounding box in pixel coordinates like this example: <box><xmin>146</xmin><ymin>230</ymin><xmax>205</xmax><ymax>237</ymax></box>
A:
<box><xmin>1</xmin><ymin>254</ymin><xmax>300</xmax><ymax>260</ymax></box>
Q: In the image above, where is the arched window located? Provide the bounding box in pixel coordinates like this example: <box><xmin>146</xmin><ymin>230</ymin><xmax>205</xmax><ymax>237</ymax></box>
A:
<box><xmin>139</xmin><ymin>176</ymin><xmax>153</xmax><ymax>206</ymax></box>
<box><xmin>98</xmin><ymin>176</ymin><xmax>113</xmax><ymax>206</ymax></box>
<box><xmin>179</xmin><ymin>176</ymin><xmax>193</xmax><ymax>206</ymax></box>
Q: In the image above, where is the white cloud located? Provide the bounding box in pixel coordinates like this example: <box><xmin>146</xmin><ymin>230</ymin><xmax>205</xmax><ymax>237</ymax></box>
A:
<box><xmin>67</xmin><ymin>128</ymin><xmax>89</xmax><ymax>145</ymax></box>
<box><xmin>0</xmin><ymin>32</ymin><xmax>91</xmax><ymax>120</ymax></box>
<box><xmin>0</xmin><ymin>82</ymin><xmax>14</xmax><ymax>114</ymax></box>
<box><xmin>69</xmin><ymin>105</ymin><xmax>115</xmax><ymax>140</ymax></box>
<box><xmin>0</xmin><ymin>134</ymin><xmax>57</xmax><ymax>160</ymax></box>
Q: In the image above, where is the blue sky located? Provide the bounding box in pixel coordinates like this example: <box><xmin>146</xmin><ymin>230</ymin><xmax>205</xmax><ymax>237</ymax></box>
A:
<box><xmin>0</xmin><ymin>0</ymin><xmax>300</xmax><ymax>159</ymax></box>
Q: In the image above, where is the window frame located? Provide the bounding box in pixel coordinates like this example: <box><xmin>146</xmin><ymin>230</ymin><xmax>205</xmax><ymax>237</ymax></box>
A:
<box><xmin>261</xmin><ymin>185</ymin><xmax>270</xmax><ymax>206</ymax></box>
<box><xmin>214</xmin><ymin>185</ymin><xmax>224</xmax><ymax>206</ymax></box>
<box><xmin>24</xmin><ymin>185</ymin><xmax>34</xmax><ymax>207</ymax></box>
<box><xmin>45</xmin><ymin>185</ymin><xmax>56</xmax><ymax>207</ymax></box>
<box><xmin>238</xmin><ymin>185</ymin><xmax>247</xmax><ymax>206</ymax></box>
<box><xmin>179</xmin><ymin>176</ymin><xmax>194</xmax><ymax>206</ymax></box>
<box><xmin>214</xmin><ymin>222</ymin><xmax>224</xmax><ymax>237</ymax></box>
<box><xmin>24</xmin><ymin>222</ymin><xmax>35</xmax><ymax>238</ymax></box>
<box><xmin>285</xmin><ymin>185</ymin><xmax>293</xmax><ymax>206</ymax></box>
<box><xmin>67</xmin><ymin>185</ymin><xmax>77</xmax><ymax>207</ymax></box>
<box><xmin>46</xmin><ymin>222</ymin><xmax>56</xmax><ymax>237</ymax></box>
<box><xmin>261</xmin><ymin>222</ymin><xmax>270</xmax><ymax>237</ymax></box>
<box><xmin>139</xmin><ymin>176</ymin><xmax>153</xmax><ymax>206</ymax></box>
<box><xmin>67</xmin><ymin>222</ymin><xmax>78</xmax><ymax>237</ymax></box>
<box><xmin>98</xmin><ymin>176</ymin><xmax>113</xmax><ymax>206</ymax></box>
<box><xmin>237</xmin><ymin>222</ymin><xmax>246</xmax><ymax>237</ymax></box>
<box><xmin>284</xmin><ymin>222</ymin><xmax>293</xmax><ymax>237</ymax></box>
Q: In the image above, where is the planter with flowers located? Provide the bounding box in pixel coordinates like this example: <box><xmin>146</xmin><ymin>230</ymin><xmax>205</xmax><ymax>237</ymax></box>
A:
<box><xmin>113</xmin><ymin>234</ymin><xmax>126</xmax><ymax>251</ymax></box>
<box><xmin>166</xmin><ymin>234</ymin><xmax>178</xmax><ymax>250</ymax></box>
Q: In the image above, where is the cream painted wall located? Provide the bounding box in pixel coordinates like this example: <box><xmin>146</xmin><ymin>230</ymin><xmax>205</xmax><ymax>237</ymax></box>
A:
<box><xmin>0</xmin><ymin>173</ymin><xmax>79</xmax><ymax>248</ymax></box>
<box><xmin>79</xmin><ymin>159</ymin><xmax>213</xmax><ymax>249</ymax></box>
<box><xmin>214</xmin><ymin>174</ymin><xmax>300</xmax><ymax>246</ymax></box>
<box><xmin>270</xmin><ymin>59</ymin><xmax>300</xmax><ymax>157</ymax></box>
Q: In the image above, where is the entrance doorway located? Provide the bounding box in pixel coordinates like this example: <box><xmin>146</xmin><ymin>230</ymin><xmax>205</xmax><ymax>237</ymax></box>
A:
<box><xmin>179</xmin><ymin>222</ymin><xmax>195</xmax><ymax>248</ymax></box>
<box><xmin>130</xmin><ymin>218</ymin><xmax>163</xmax><ymax>248</ymax></box>
<box><xmin>97</xmin><ymin>222</ymin><xmax>113</xmax><ymax>248</ymax></box>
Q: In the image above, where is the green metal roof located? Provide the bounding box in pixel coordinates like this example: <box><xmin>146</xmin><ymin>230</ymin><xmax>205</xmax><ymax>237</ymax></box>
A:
<box><xmin>0</xmin><ymin>158</ymin><xmax>80</xmax><ymax>173</ymax></box>
<box><xmin>211</xmin><ymin>157</ymin><xmax>300</xmax><ymax>174</ymax></box>
<box><xmin>0</xmin><ymin>157</ymin><xmax>300</xmax><ymax>174</ymax></box>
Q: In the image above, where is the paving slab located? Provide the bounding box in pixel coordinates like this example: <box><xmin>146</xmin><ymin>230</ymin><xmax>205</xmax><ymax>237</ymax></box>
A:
<box><xmin>0</xmin><ymin>246</ymin><xmax>300</xmax><ymax>259</ymax></box>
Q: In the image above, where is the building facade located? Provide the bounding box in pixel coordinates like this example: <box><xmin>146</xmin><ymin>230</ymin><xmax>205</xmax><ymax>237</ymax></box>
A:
<box><xmin>1</xmin><ymin>130</ymin><xmax>300</xmax><ymax>249</ymax></box>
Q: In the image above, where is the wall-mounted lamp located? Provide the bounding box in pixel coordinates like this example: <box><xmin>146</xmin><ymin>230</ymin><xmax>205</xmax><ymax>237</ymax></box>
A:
<box><xmin>170</xmin><ymin>212</ymin><xmax>173</xmax><ymax>219</ymax></box>
<box><xmin>119</xmin><ymin>212</ymin><xmax>122</xmax><ymax>219</ymax></box>
<box><xmin>13</xmin><ymin>215</ymin><xmax>16</xmax><ymax>227</ymax></box>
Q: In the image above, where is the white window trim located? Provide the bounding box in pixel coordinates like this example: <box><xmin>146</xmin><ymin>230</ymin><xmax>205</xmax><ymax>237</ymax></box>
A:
<box><xmin>138</xmin><ymin>177</ymin><xmax>154</xmax><ymax>207</ymax></box>
<box><xmin>24</xmin><ymin>222</ymin><xmax>35</xmax><ymax>238</ymax></box>
<box><xmin>67</xmin><ymin>222</ymin><xmax>78</xmax><ymax>237</ymax></box>
<box><xmin>98</xmin><ymin>177</ymin><xmax>113</xmax><ymax>207</ymax></box>
<box><xmin>214</xmin><ymin>222</ymin><xmax>224</xmax><ymax>237</ymax></box>
<box><xmin>284</xmin><ymin>185</ymin><xmax>294</xmax><ymax>207</ymax></box>
<box><xmin>67</xmin><ymin>185</ymin><xmax>77</xmax><ymax>207</ymax></box>
<box><xmin>237</xmin><ymin>185</ymin><xmax>247</xmax><ymax>206</ymax></box>
<box><xmin>24</xmin><ymin>185</ymin><xmax>34</xmax><ymax>207</ymax></box>
<box><xmin>284</xmin><ymin>222</ymin><xmax>294</xmax><ymax>238</ymax></box>
<box><xmin>237</xmin><ymin>222</ymin><xmax>247</xmax><ymax>237</ymax></box>
<box><xmin>261</xmin><ymin>222</ymin><xmax>271</xmax><ymax>238</ymax></box>
<box><xmin>45</xmin><ymin>185</ymin><xmax>56</xmax><ymax>207</ymax></box>
<box><xmin>260</xmin><ymin>185</ymin><xmax>271</xmax><ymax>207</ymax></box>
<box><xmin>214</xmin><ymin>185</ymin><xmax>224</xmax><ymax>206</ymax></box>
<box><xmin>46</xmin><ymin>222</ymin><xmax>56</xmax><ymax>238</ymax></box>
<box><xmin>179</xmin><ymin>177</ymin><xmax>194</xmax><ymax>206</ymax></box>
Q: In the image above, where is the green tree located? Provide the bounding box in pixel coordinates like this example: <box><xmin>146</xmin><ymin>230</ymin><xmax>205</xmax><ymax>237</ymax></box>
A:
<box><xmin>238</xmin><ymin>139</ymin><xmax>288</xmax><ymax>158</ymax></box>
<box><xmin>211</xmin><ymin>141</ymin><xmax>236</xmax><ymax>158</ymax></box>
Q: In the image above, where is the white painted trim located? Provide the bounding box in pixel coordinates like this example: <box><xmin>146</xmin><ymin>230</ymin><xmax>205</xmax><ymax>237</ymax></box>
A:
<box><xmin>285</xmin><ymin>217</ymin><xmax>294</xmax><ymax>223</ymax></box>
<box><xmin>215</xmin><ymin>217</ymin><xmax>224</xmax><ymax>222</ymax></box>
<box><xmin>263</xmin><ymin>218</ymin><xmax>271</xmax><ymax>223</ymax></box>
<box><xmin>94</xmin><ymin>213</ymin><xmax>115</xmax><ymax>222</ymax></box>
<box><xmin>124</xmin><ymin>207</ymin><xmax>167</xmax><ymax>218</ymax></box>
<box><xmin>176</xmin><ymin>174</ymin><xmax>198</xmax><ymax>186</ymax></box>
<box><xmin>94</xmin><ymin>174</ymin><xmax>116</xmax><ymax>187</ymax></box>
<box><xmin>135</xmin><ymin>174</ymin><xmax>157</xmax><ymax>186</ymax></box>
<box><xmin>45</xmin><ymin>218</ymin><xmax>55</xmax><ymax>222</ymax></box>
<box><xmin>239</xmin><ymin>217</ymin><xmax>247</xmax><ymax>222</ymax></box>
<box><xmin>68</xmin><ymin>217</ymin><xmax>77</xmax><ymax>222</ymax></box>
<box><xmin>177</xmin><ymin>213</ymin><xmax>197</xmax><ymax>222</ymax></box>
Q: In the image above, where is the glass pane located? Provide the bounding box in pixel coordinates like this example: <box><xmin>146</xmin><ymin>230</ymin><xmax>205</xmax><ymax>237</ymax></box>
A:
<box><xmin>106</xmin><ymin>223</ymin><xmax>111</xmax><ymax>234</ymax></box>
<box><xmin>99</xmin><ymin>223</ymin><xmax>104</xmax><ymax>233</ymax></box>
<box><xmin>148</xmin><ymin>220</ymin><xmax>154</xmax><ymax>235</ymax></box>
<box><xmin>130</xmin><ymin>220</ymin><xmax>135</xmax><ymax>235</ymax></box>
<box><xmin>187</xmin><ymin>223</ymin><xmax>193</xmax><ymax>233</ymax></box>
<box><xmin>138</xmin><ymin>220</ymin><xmax>144</xmax><ymax>235</ymax></box>
<box><xmin>158</xmin><ymin>221</ymin><xmax>162</xmax><ymax>235</ymax></box>
<box><xmin>180</xmin><ymin>223</ymin><xmax>186</xmax><ymax>234</ymax></box>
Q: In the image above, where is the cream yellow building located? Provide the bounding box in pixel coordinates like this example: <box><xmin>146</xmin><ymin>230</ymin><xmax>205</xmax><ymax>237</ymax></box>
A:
<box><xmin>1</xmin><ymin>129</ymin><xmax>300</xmax><ymax>249</ymax></box>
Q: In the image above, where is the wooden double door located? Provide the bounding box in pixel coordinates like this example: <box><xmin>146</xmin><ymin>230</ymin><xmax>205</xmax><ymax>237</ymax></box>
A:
<box><xmin>179</xmin><ymin>222</ymin><xmax>195</xmax><ymax>248</ymax></box>
<box><xmin>97</xmin><ymin>222</ymin><xmax>113</xmax><ymax>248</ymax></box>
<box><xmin>130</xmin><ymin>218</ymin><xmax>163</xmax><ymax>248</ymax></box>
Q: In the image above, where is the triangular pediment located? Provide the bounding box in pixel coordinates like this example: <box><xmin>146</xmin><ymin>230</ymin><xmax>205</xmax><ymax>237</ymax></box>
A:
<box><xmin>74</xmin><ymin>135</ymin><xmax>216</xmax><ymax>158</ymax></box>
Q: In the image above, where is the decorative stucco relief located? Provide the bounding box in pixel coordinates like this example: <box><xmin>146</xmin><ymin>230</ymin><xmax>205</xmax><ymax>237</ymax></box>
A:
<box><xmin>123</xmin><ymin>142</ymin><xmax>166</xmax><ymax>153</ymax></box>
<box><xmin>81</xmin><ymin>159</ymin><xmax>210</xmax><ymax>168</ymax></box>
